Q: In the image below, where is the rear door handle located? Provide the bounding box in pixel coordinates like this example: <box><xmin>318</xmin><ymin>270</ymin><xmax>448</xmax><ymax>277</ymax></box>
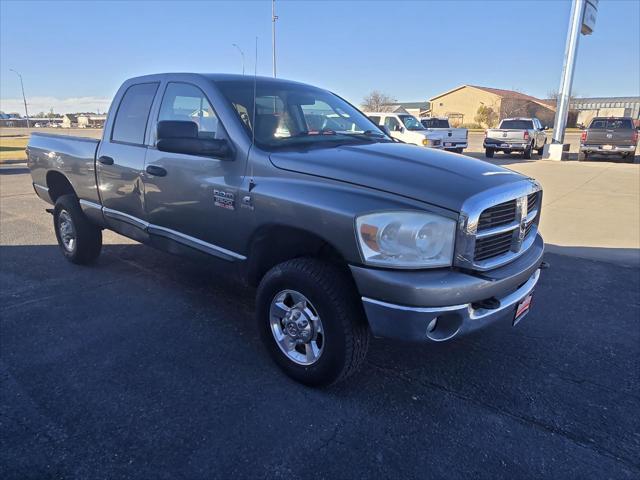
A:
<box><xmin>146</xmin><ymin>165</ymin><xmax>167</xmax><ymax>177</ymax></box>
<box><xmin>98</xmin><ymin>156</ymin><xmax>114</xmax><ymax>165</ymax></box>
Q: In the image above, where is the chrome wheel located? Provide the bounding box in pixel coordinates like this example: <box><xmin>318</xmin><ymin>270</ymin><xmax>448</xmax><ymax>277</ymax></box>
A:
<box><xmin>57</xmin><ymin>209</ymin><xmax>76</xmax><ymax>252</ymax></box>
<box><xmin>269</xmin><ymin>289</ymin><xmax>324</xmax><ymax>366</ymax></box>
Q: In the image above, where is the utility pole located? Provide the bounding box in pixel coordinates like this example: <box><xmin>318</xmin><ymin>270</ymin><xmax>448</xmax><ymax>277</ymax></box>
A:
<box><xmin>10</xmin><ymin>69</ymin><xmax>30</xmax><ymax>129</ymax></box>
<box><xmin>272</xmin><ymin>0</ymin><xmax>278</xmax><ymax>77</ymax></box>
<box><xmin>552</xmin><ymin>0</ymin><xmax>585</xmax><ymax>145</ymax></box>
<box><xmin>232</xmin><ymin>43</ymin><xmax>245</xmax><ymax>75</ymax></box>
<box><xmin>545</xmin><ymin>0</ymin><xmax>597</xmax><ymax>160</ymax></box>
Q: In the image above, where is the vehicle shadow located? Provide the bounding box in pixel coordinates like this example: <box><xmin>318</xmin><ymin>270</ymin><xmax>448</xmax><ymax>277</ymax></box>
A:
<box><xmin>466</xmin><ymin>150</ymin><xmax>639</xmax><ymax>165</ymax></box>
<box><xmin>1</xmin><ymin>242</ymin><xmax>639</xmax><ymax>477</ymax></box>
<box><xmin>0</xmin><ymin>166</ymin><xmax>29</xmax><ymax>175</ymax></box>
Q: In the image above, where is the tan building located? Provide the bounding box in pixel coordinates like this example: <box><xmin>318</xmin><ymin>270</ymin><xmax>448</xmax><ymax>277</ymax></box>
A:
<box><xmin>77</xmin><ymin>114</ymin><xmax>107</xmax><ymax>128</ymax></box>
<box><xmin>428</xmin><ymin>85</ymin><xmax>556</xmax><ymax>127</ymax></box>
<box><xmin>62</xmin><ymin>114</ymin><xmax>78</xmax><ymax>128</ymax></box>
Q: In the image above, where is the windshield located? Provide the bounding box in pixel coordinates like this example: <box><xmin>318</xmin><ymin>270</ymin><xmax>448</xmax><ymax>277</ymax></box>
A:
<box><xmin>215</xmin><ymin>79</ymin><xmax>389</xmax><ymax>150</ymax></box>
<box><xmin>589</xmin><ymin>118</ymin><xmax>633</xmax><ymax>130</ymax></box>
<box><xmin>398</xmin><ymin>115</ymin><xmax>425</xmax><ymax>131</ymax></box>
<box><xmin>500</xmin><ymin>120</ymin><xmax>533</xmax><ymax>129</ymax></box>
<box><xmin>421</xmin><ymin>118</ymin><xmax>450</xmax><ymax>128</ymax></box>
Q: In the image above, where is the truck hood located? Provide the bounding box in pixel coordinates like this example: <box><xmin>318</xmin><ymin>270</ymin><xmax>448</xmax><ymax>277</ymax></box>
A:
<box><xmin>269</xmin><ymin>142</ymin><xmax>527</xmax><ymax>212</ymax></box>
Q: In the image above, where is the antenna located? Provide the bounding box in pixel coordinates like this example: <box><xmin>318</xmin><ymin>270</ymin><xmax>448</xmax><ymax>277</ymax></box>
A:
<box><xmin>249</xmin><ymin>36</ymin><xmax>258</xmax><ymax>189</ymax></box>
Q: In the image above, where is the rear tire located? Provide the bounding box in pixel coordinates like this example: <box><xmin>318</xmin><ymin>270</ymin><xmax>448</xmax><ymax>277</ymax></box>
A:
<box><xmin>579</xmin><ymin>152</ymin><xmax>589</xmax><ymax>161</ymax></box>
<box><xmin>53</xmin><ymin>194</ymin><xmax>102</xmax><ymax>264</ymax></box>
<box><xmin>485</xmin><ymin>148</ymin><xmax>494</xmax><ymax>158</ymax></box>
<box><xmin>523</xmin><ymin>144</ymin><xmax>532</xmax><ymax>159</ymax></box>
<box><xmin>256</xmin><ymin>258</ymin><xmax>369</xmax><ymax>386</ymax></box>
<box><xmin>455</xmin><ymin>148</ymin><xmax>464</xmax><ymax>154</ymax></box>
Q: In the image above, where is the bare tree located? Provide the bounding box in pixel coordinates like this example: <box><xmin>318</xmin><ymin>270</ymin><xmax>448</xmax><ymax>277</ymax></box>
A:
<box><xmin>362</xmin><ymin>90</ymin><xmax>397</xmax><ymax>112</ymax></box>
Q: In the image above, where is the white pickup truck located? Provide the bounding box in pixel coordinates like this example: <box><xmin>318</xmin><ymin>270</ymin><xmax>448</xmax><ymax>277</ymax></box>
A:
<box><xmin>484</xmin><ymin>118</ymin><xmax>548</xmax><ymax>159</ymax></box>
<box><xmin>365</xmin><ymin>112</ymin><xmax>443</xmax><ymax>149</ymax></box>
<box><xmin>420</xmin><ymin>117</ymin><xmax>468</xmax><ymax>153</ymax></box>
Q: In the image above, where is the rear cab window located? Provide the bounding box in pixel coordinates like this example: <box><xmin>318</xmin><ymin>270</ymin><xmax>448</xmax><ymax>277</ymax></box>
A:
<box><xmin>111</xmin><ymin>82</ymin><xmax>159</xmax><ymax>145</ymax></box>
<box><xmin>500</xmin><ymin>120</ymin><xmax>533</xmax><ymax>130</ymax></box>
<box><xmin>590</xmin><ymin>118</ymin><xmax>633</xmax><ymax>130</ymax></box>
<box><xmin>422</xmin><ymin>119</ymin><xmax>449</xmax><ymax>128</ymax></box>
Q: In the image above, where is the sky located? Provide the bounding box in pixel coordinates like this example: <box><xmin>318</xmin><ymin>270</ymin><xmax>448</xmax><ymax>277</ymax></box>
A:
<box><xmin>1</xmin><ymin>0</ymin><xmax>639</xmax><ymax>114</ymax></box>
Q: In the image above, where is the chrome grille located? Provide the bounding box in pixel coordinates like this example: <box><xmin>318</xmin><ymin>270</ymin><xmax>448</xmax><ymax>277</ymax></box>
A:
<box><xmin>527</xmin><ymin>192</ymin><xmax>539</xmax><ymax>213</ymax></box>
<box><xmin>456</xmin><ymin>181</ymin><xmax>542</xmax><ymax>271</ymax></box>
<box><xmin>474</xmin><ymin>230</ymin><xmax>513</xmax><ymax>261</ymax></box>
<box><xmin>477</xmin><ymin>200</ymin><xmax>517</xmax><ymax>230</ymax></box>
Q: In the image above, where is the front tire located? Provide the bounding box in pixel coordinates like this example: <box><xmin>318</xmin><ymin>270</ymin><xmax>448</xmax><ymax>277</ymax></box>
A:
<box><xmin>53</xmin><ymin>194</ymin><xmax>102</xmax><ymax>264</ymax></box>
<box><xmin>256</xmin><ymin>258</ymin><xmax>369</xmax><ymax>386</ymax></box>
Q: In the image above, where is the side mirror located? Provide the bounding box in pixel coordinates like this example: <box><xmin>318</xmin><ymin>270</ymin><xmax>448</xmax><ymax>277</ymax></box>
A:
<box><xmin>156</xmin><ymin>120</ymin><xmax>232</xmax><ymax>159</ymax></box>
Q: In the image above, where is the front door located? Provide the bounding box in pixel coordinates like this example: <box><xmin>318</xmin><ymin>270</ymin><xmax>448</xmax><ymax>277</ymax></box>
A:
<box><xmin>384</xmin><ymin>116</ymin><xmax>404</xmax><ymax>142</ymax></box>
<box><xmin>143</xmin><ymin>81</ymin><xmax>247</xmax><ymax>261</ymax></box>
<box><xmin>97</xmin><ymin>82</ymin><xmax>159</xmax><ymax>240</ymax></box>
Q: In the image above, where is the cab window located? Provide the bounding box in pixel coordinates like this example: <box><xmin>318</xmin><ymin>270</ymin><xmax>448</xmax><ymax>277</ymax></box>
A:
<box><xmin>111</xmin><ymin>82</ymin><xmax>159</xmax><ymax>145</ymax></box>
<box><xmin>384</xmin><ymin>116</ymin><xmax>401</xmax><ymax>132</ymax></box>
<box><xmin>159</xmin><ymin>83</ymin><xmax>219</xmax><ymax>138</ymax></box>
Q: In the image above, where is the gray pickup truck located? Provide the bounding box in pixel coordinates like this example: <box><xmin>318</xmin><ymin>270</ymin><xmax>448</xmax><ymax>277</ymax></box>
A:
<box><xmin>579</xmin><ymin>117</ymin><xmax>638</xmax><ymax>161</ymax></box>
<box><xmin>27</xmin><ymin>73</ymin><xmax>544</xmax><ymax>386</ymax></box>
<box><xmin>484</xmin><ymin>118</ymin><xmax>548</xmax><ymax>159</ymax></box>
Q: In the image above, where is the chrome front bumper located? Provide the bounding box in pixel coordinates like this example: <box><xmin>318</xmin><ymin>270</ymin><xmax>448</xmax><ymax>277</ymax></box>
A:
<box><xmin>361</xmin><ymin>269</ymin><xmax>540</xmax><ymax>342</ymax></box>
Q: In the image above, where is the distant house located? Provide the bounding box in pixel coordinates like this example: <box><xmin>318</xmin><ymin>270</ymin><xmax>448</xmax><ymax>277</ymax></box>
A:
<box><xmin>77</xmin><ymin>114</ymin><xmax>107</xmax><ymax>128</ymax></box>
<box><xmin>62</xmin><ymin>114</ymin><xmax>78</xmax><ymax>128</ymax></box>
<box><xmin>380</xmin><ymin>101</ymin><xmax>430</xmax><ymax>118</ymax></box>
<box><xmin>429</xmin><ymin>85</ymin><xmax>556</xmax><ymax>127</ymax></box>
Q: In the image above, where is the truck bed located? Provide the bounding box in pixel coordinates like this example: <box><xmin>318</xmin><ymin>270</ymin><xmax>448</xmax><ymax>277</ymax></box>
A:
<box><xmin>28</xmin><ymin>132</ymin><xmax>101</xmax><ymax>206</ymax></box>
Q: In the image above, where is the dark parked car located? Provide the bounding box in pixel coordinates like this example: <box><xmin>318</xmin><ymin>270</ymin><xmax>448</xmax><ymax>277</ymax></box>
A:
<box><xmin>580</xmin><ymin>117</ymin><xmax>638</xmax><ymax>161</ymax></box>
<box><xmin>27</xmin><ymin>73</ymin><xmax>544</xmax><ymax>386</ymax></box>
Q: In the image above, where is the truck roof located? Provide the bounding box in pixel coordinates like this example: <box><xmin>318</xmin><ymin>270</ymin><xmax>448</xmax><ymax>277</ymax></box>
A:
<box><xmin>124</xmin><ymin>72</ymin><xmax>312</xmax><ymax>88</ymax></box>
<box><xmin>501</xmin><ymin>117</ymin><xmax>535</xmax><ymax>122</ymax></box>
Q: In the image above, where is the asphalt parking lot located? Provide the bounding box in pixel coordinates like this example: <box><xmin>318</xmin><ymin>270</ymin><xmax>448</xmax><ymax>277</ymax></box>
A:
<box><xmin>1</xmin><ymin>152</ymin><xmax>639</xmax><ymax>478</ymax></box>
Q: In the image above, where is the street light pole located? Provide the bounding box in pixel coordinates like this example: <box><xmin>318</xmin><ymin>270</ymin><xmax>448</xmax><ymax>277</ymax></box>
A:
<box><xmin>272</xmin><ymin>0</ymin><xmax>278</xmax><ymax>77</ymax></box>
<box><xmin>552</xmin><ymin>0</ymin><xmax>586</xmax><ymax>145</ymax></box>
<box><xmin>9</xmin><ymin>69</ymin><xmax>30</xmax><ymax>129</ymax></box>
<box><xmin>232</xmin><ymin>43</ymin><xmax>245</xmax><ymax>75</ymax></box>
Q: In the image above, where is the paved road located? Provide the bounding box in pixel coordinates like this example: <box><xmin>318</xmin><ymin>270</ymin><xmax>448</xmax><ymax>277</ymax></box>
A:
<box><xmin>1</xmin><ymin>167</ymin><xmax>639</xmax><ymax>479</ymax></box>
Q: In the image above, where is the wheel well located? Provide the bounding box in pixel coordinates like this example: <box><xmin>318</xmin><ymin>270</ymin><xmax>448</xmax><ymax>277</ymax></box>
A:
<box><xmin>46</xmin><ymin>171</ymin><xmax>76</xmax><ymax>202</ymax></box>
<box><xmin>246</xmin><ymin>226</ymin><xmax>347</xmax><ymax>286</ymax></box>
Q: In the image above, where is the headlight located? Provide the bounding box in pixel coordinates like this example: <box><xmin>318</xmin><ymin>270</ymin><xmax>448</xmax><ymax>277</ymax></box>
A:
<box><xmin>356</xmin><ymin>211</ymin><xmax>456</xmax><ymax>268</ymax></box>
<box><xmin>422</xmin><ymin>138</ymin><xmax>431</xmax><ymax>146</ymax></box>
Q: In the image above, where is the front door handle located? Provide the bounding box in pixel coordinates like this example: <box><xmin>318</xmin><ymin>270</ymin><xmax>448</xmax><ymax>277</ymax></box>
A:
<box><xmin>146</xmin><ymin>165</ymin><xmax>167</xmax><ymax>177</ymax></box>
<box><xmin>98</xmin><ymin>156</ymin><xmax>114</xmax><ymax>165</ymax></box>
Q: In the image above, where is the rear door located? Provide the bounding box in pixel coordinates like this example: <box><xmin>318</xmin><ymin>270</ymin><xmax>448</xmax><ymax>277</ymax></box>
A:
<box><xmin>97</xmin><ymin>82</ymin><xmax>159</xmax><ymax>239</ymax></box>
